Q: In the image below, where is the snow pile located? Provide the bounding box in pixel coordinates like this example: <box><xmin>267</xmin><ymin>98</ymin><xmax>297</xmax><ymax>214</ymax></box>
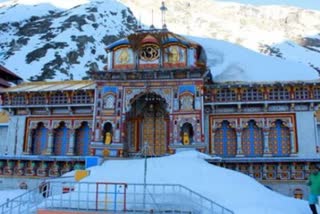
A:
<box><xmin>80</xmin><ymin>150</ymin><xmax>310</xmax><ymax>214</ymax></box>
<box><xmin>0</xmin><ymin>189</ymin><xmax>27</xmax><ymax>205</ymax></box>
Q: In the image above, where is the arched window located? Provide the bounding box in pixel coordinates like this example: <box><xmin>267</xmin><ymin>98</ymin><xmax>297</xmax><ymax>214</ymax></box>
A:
<box><xmin>179</xmin><ymin>92</ymin><xmax>194</xmax><ymax>110</ymax></box>
<box><xmin>75</xmin><ymin>122</ymin><xmax>91</xmax><ymax>155</ymax></box>
<box><xmin>241</xmin><ymin>120</ymin><xmax>263</xmax><ymax>157</ymax></box>
<box><xmin>32</xmin><ymin>122</ymin><xmax>48</xmax><ymax>155</ymax></box>
<box><xmin>53</xmin><ymin>121</ymin><xmax>70</xmax><ymax>155</ymax></box>
<box><xmin>269</xmin><ymin>119</ymin><xmax>290</xmax><ymax>156</ymax></box>
<box><xmin>103</xmin><ymin>94</ymin><xmax>115</xmax><ymax>109</ymax></box>
<box><xmin>214</xmin><ymin>121</ymin><xmax>237</xmax><ymax>157</ymax></box>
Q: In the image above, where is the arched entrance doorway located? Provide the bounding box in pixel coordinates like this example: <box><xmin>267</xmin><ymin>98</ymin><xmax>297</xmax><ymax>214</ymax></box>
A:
<box><xmin>126</xmin><ymin>92</ymin><xmax>169</xmax><ymax>156</ymax></box>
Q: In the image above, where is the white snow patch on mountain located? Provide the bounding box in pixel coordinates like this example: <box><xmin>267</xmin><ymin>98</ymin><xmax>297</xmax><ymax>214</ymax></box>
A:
<box><xmin>191</xmin><ymin>36</ymin><xmax>319</xmax><ymax>82</ymax></box>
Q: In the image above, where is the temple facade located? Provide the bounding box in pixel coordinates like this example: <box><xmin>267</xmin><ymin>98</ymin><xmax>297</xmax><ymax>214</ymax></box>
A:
<box><xmin>1</xmin><ymin>29</ymin><xmax>320</xmax><ymax>198</ymax></box>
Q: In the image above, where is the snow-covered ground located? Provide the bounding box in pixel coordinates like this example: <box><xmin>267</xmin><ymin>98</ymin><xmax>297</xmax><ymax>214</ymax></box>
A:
<box><xmin>0</xmin><ymin>150</ymin><xmax>314</xmax><ymax>213</ymax></box>
<box><xmin>0</xmin><ymin>189</ymin><xmax>27</xmax><ymax>205</ymax></box>
<box><xmin>62</xmin><ymin>150</ymin><xmax>314</xmax><ymax>213</ymax></box>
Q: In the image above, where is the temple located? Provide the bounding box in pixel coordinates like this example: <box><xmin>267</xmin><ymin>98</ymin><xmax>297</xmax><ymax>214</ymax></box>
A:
<box><xmin>1</xmin><ymin>28</ymin><xmax>320</xmax><ymax>199</ymax></box>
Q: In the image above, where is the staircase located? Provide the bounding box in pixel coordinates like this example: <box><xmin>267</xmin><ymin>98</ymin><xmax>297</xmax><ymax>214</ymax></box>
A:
<box><xmin>0</xmin><ymin>181</ymin><xmax>234</xmax><ymax>214</ymax></box>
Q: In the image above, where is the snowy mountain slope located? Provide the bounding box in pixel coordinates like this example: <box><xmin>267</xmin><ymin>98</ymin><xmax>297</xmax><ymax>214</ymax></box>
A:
<box><xmin>191</xmin><ymin>36</ymin><xmax>319</xmax><ymax>82</ymax></box>
<box><xmin>0</xmin><ymin>0</ymin><xmax>137</xmax><ymax>81</ymax></box>
<box><xmin>0</xmin><ymin>0</ymin><xmax>319</xmax><ymax>82</ymax></box>
<box><xmin>120</xmin><ymin>0</ymin><xmax>320</xmax><ymax>75</ymax></box>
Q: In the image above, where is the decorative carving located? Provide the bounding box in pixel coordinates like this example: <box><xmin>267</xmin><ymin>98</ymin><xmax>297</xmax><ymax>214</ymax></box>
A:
<box><xmin>180</xmin><ymin>94</ymin><xmax>193</xmax><ymax>110</ymax></box>
<box><xmin>139</xmin><ymin>44</ymin><xmax>160</xmax><ymax>61</ymax></box>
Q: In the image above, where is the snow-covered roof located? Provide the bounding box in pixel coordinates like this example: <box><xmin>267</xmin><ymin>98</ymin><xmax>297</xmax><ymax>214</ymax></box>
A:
<box><xmin>3</xmin><ymin>80</ymin><xmax>95</xmax><ymax>92</ymax></box>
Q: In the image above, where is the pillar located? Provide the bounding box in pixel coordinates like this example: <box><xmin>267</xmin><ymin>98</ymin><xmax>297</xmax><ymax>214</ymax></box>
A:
<box><xmin>290</xmin><ymin>128</ymin><xmax>296</xmax><ymax>155</ymax></box>
<box><xmin>236</xmin><ymin>128</ymin><xmax>243</xmax><ymax>157</ymax></box>
<box><xmin>26</xmin><ymin>129</ymin><xmax>33</xmax><ymax>154</ymax></box>
<box><xmin>263</xmin><ymin>128</ymin><xmax>271</xmax><ymax>156</ymax></box>
<box><xmin>68</xmin><ymin>129</ymin><xmax>75</xmax><ymax>155</ymax></box>
<box><xmin>46</xmin><ymin>129</ymin><xmax>54</xmax><ymax>155</ymax></box>
<box><xmin>211</xmin><ymin>130</ymin><xmax>216</xmax><ymax>154</ymax></box>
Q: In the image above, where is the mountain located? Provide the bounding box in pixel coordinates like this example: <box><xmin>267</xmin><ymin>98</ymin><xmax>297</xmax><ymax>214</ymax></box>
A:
<box><xmin>0</xmin><ymin>0</ymin><xmax>319</xmax><ymax>82</ymax></box>
<box><xmin>0</xmin><ymin>0</ymin><xmax>138</xmax><ymax>81</ymax></box>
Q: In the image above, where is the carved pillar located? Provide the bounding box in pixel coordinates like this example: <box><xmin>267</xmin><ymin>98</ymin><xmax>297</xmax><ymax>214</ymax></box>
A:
<box><xmin>263</xmin><ymin>128</ymin><xmax>271</xmax><ymax>156</ymax></box>
<box><xmin>236</xmin><ymin>128</ymin><xmax>243</xmax><ymax>157</ymax></box>
<box><xmin>211</xmin><ymin>130</ymin><xmax>216</xmax><ymax>154</ymax></box>
<box><xmin>46</xmin><ymin>129</ymin><xmax>54</xmax><ymax>155</ymax></box>
<box><xmin>67</xmin><ymin>129</ymin><xmax>75</xmax><ymax>155</ymax></box>
<box><xmin>95</xmin><ymin>125</ymin><xmax>100</xmax><ymax>142</ymax></box>
<box><xmin>27</xmin><ymin>130</ymin><xmax>33</xmax><ymax>154</ymax></box>
<box><xmin>290</xmin><ymin>128</ymin><xmax>296</xmax><ymax>154</ymax></box>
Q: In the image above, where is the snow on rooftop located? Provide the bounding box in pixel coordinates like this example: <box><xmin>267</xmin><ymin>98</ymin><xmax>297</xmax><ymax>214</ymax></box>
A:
<box><xmin>77</xmin><ymin>150</ymin><xmax>310</xmax><ymax>214</ymax></box>
<box><xmin>190</xmin><ymin>36</ymin><xmax>320</xmax><ymax>82</ymax></box>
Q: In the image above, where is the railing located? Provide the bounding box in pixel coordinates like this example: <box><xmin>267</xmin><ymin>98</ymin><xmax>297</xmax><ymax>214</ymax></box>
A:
<box><xmin>0</xmin><ymin>181</ymin><xmax>234</xmax><ymax>214</ymax></box>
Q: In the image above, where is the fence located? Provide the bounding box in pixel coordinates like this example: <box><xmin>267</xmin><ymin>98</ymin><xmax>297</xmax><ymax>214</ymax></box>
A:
<box><xmin>0</xmin><ymin>181</ymin><xmax>234</xmax><ymax>214</ymax></box>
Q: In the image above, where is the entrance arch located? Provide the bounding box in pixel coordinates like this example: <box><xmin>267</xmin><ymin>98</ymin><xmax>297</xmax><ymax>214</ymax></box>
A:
<box><xmin>126</xmin><ymin>92</ymin><xmax>169</xmax><ymax>156</ymax></box>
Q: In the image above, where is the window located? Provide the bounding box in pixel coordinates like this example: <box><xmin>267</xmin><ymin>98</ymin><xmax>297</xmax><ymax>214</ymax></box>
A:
<box><xmin>268</xmin><ymin>119</ymin><xmax>291</xmax><ymax>156</ymax></box>
<box><xmin>103</xmin><ymin>94</ymin><xmax>115</xmax><ymax>109</ymax></box>
<box><xmin>1</xmin><ymin>94</ymin><xmax>10</xmax><ymax>105</ymax></box>
<box><xmin>241</xmin><ymin>120</ymin><xmax>263</xmax><ymax>157</ymax></box>
<box><xmin>215</xmin><ymin>88</ymin><xmax>236</xmax><ymax>102</ymax></box>
<box><xmin>214</xmin><ymin>121</ymin><xmax>237</xmax><ymax>157</ymax></box>
<box><xmin>269</xmin><ymin>88</ymin><xmax>290</xmax><ymax>100</ymax></box>
<box><xmin>294</xmin><ymin>87</ymin><xmax>309</xmax><ymax>100</ymax></box>
<box><xmin>49</xmin><ymin>91</ymin><xmax>68</xmax><ymax>105</ymax></box>
<box><xmin>314</xmin><ymin>87</ymin><xmax>320</xmax><ymax>99</ymax></box>
<box><xmin>11</xmin><ymin>94</ymin><xmax>26</xmax><ymax>105</ymax></box>
<box><xmin>29</xmin><ymin>93</ymin><xmax>46</xmax><ymax>105</ymax></box>
<box><xmin>242</xmin><ymin>88</ymin><xmax>263</xmax><ymax>101</ymax></box>
<box><xmin>72</xmin><ymin>91</ymin><xmax>91</xmax><ymax>104</ymax></box>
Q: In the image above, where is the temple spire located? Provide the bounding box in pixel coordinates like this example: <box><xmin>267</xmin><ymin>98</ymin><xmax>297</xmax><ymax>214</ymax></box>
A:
<box><xmin>160</xmin><ymin>1</ymin><xmax>167</xmax><ymax>29</ymax></box>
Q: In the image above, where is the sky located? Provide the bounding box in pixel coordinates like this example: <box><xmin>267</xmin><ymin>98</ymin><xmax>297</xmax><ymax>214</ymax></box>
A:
<box><xmin>217</xmin><ymin>0</ymin><xmax>320</xmax><ymax>11</ymax></box>
<box><xmin>1</xmin><ymin>150</ymin><xmax>312</xmax><ymax>214</ymax></box>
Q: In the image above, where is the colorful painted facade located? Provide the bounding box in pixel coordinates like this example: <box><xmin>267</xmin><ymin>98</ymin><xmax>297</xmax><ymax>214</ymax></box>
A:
<box><xmin>1</xmin><ymin>29</ymin><xmax>320</xmax><ymax>198</ymax></box>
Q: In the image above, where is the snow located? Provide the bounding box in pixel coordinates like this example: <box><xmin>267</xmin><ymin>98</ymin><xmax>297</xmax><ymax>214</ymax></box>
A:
<box><xmin>0</xmin><ymin>2</ymin><xmax>61</xmax><ymax>23</ymax></box>
<box><xmin>72</xmin><ymin>150</ymin><xmax>311</xmax><ymax>214</ymax></box>
<box><xmin>190</xmin><ymin>36</ymin><xmax>319</xmax><ymax>82</ymax></box>
<box><xmin>0</xmin><ymin>150</ymin><xmax>314</xmax><ymax>213</ymax></box>
<box><xmin>0</xmin><ymin>189</ymin><xmax>27</xmax><ymax>205</ymax></box>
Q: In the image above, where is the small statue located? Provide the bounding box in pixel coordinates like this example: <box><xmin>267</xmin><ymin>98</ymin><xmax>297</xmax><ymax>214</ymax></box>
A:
<box><xmin>105</xmin><ymin>132</ymin><xmax>112</xmax><ymax>145</ymax></box>
<box><xmin>183</xmin><ymin>132</ymin><xmax>190</xmax><ymax>145</ymax></box>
